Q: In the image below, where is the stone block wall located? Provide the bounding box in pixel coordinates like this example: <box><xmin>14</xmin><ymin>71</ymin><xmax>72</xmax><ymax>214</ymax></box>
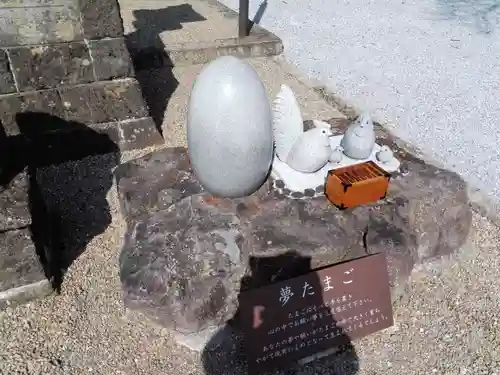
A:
<box><xmin>0</xmin><ymin>168</ymin><xmax>53</xmax><ymax>309</ymax></box>
<box><xmin>0</xmin><ymin>0</ymin><xmax>163</xmax><ymax>151</ymax></box>
<box><xmin>0</xmin><ymin>0</ymin><xmax>164</xmax><ymax>309</ymax></box>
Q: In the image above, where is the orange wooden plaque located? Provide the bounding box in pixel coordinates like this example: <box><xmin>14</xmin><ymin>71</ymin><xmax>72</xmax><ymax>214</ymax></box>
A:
<box><xmin>325</xmin><ymin>161</ymin><xmax>390</xmax><ymax>210</ymax></box>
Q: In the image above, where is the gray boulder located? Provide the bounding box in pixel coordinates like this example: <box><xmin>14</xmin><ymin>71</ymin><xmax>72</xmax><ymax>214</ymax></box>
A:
<box><xmin>116</xmin><ymin>120</ymin><xmax>472</xmax><ymax>341</ymax></box>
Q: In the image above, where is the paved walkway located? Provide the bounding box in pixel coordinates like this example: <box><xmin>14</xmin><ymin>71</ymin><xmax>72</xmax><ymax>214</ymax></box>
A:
<box><xmin>221</xmin><ymin>0</ymin><xmax>500</xmax><ymax>201</ymax></box>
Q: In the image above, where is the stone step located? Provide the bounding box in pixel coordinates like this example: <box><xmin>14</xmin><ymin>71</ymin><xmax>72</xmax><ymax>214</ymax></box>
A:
<box><xmin>0</xmin><ymin>79</ymin><xmax>163</xmax><ymax>152</ymax></box>
<box><xmin>0</xmin><ymin>0</ymin><xmax>164</xmax><ymax>153</ymax></box>
<box><xmin>119</xmin><ymin>0</ymin><xmax>283</xmax><ymax>68</ymax></box>
<box><xmin>0</xmin><ymin>227</ymin><xmax>53</xmax><ymax>310</ymax></box>
<box><xmin>0</xmin><ymin>169</ymin><xmax>53</xmax><ymax>310</ymax></box>
<box><xmin>135</xmin><ymin>56</ymin><xmax>346</xmax><ymax>148</ymax></box>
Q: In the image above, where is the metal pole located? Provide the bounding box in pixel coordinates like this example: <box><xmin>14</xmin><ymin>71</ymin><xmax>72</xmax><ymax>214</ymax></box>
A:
<box><xmin>238</xmin><ymin>0</ymin><xmax>250</xmax><ymax>37</ymax></box>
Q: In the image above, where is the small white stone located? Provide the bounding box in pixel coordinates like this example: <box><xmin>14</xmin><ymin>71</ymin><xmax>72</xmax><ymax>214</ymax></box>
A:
<box><xmin>376</xmin><ymin>145</ymin><xmax>394</xmax><ymax>164</ymax></box>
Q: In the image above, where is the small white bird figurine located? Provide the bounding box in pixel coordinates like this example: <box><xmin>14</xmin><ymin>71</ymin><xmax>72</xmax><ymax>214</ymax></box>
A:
<box><xmin>376</xmin><ymin>145</ymin><xmax>394</xmax><ymax>164</ymax></box>
<box><xmin>340</xmin><ymin>112</ymin><xmax>376</xmax><ymax>160</ymax></box>
<box><xmin>329</xmin><ymin>145</ymin><xmax>344</xmax><ymax>164</ymax></box>
<box><xmin>272</xmin><ymin>84</ymin><xmax>333</xmax><ymax>173</ymax></box>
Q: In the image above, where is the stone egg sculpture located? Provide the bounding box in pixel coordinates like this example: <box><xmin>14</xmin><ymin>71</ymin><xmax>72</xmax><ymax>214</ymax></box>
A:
<box><xmin>187</xmin><ymin>56</ymin><xmax>274</xmax><ymax>198</ymax></box>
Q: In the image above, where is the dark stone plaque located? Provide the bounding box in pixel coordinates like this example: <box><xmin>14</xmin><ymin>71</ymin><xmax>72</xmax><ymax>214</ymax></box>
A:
<box><xmin>239</xmin><ymin>253</ymin><xmax>394</xmax><ymax>373</ymax></box>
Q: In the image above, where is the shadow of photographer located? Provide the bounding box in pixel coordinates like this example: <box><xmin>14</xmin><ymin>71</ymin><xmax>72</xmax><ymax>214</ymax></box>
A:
<box><xmin>202</xmin><ymin>251</ymin><xmax>359</xmax><ymax>375</ymax></box>
<box><xmin>124</xmin><ymin>4</ymin><xmax>206</xmax><ymax>134</ymax></box>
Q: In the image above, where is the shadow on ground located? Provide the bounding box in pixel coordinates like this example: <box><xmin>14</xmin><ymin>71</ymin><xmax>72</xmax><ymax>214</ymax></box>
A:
<box><xmin>125</xmin><ymin>4</ymin><xmax>206</xmax><ymax>133</ymax></box>
<box><xmin>0</xmin><ymin>113</ymin><xmax>119</xmax><ymax>290</ymax></box>
<box><xmin>435</xmin><ymin>0</ymin><xmax>500</xmax><ymax>33</ymax></box>
<box><xmin>202</xmin><ymin>251</ymin><xmax>359</xmax><ymax>375</ymax></box>
<box><xmin>249</xmin><ymin>0</ymin><xmax>268</xmax><ymax>30</ymax></box>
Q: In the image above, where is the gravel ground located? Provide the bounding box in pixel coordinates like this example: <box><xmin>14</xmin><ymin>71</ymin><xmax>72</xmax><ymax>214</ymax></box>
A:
<box><xmin>1</xmin><ymin>154</ymin><xmax>499</xmax><ymax>374</ymax></box>
<box><xmin>220</xmin><ymin>0</ymin><xmax>500</xmax><ymax>201</ymax></box>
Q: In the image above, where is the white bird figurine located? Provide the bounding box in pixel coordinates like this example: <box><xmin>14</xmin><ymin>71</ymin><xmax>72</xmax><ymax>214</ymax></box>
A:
<box><xmin>329</xmin><ymin>145</ymin><xmax>344</xmax><ymax>164</ymax></box>
<box><xmin>272</xmin><ymin>84</ymin><xmax>333</xmax><ymax>173</ymax></box>
<box><xmin>340</xmin><ymin>112</ymin><xmax>376</xmax><ymax>160</ymax></box>
<box><xmin>376</xmin><ymin>145</ymin><xmax>394</xmax><ymax>164</ymax></box>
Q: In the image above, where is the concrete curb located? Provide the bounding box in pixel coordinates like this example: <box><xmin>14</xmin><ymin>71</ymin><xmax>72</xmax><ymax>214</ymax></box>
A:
<box><xmin>128</xmin><ymin>0</ymin><xmax>283</xmax><ymax>69</ymax></box>
<box><xmin>184</xmin><ymin>0</ymin><xmax>283</xmax><ymax>63</ymax></box>
<box><xmin>0</xmin><ymin>279</ymin><xmax>54</xmax><ymax>310</ymax></box>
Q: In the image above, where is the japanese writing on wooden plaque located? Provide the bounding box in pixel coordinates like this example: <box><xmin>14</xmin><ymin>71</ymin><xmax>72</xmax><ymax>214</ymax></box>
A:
<box><xmin>239</xmin><ymin>253</ymin><xmax>393</xmax><ymax>374</ymax></box>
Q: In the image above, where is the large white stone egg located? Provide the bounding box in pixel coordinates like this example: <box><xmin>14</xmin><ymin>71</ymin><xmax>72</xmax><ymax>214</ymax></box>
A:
<box><xmin>187</xmin><ymin>56</ymin><xmax>273</xmax><ymax>198</ymax></box>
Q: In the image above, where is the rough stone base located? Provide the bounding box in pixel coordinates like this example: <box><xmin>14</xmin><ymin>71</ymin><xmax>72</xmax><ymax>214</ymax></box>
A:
<box><xmin>115</xmin><ymin>118</ymin><xmax>472</xmax><ymax>348</ymax></box>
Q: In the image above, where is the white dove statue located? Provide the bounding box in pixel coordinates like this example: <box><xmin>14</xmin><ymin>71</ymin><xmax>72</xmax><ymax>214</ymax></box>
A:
<box><xmin>340</xmin><ymin>112</ymin><xmax>376</xmax><ymax>160</ymax></box>
<box><xmin>272</xmin><ymin>84</ymin><xmax>333</xmax><ymax>173</ymax></box>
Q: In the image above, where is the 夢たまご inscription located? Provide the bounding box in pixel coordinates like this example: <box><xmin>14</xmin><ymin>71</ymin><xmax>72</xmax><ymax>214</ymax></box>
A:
<box><xmin>239</xmin><ymin>253</ymin><xmax>393</xmax><ymax>373</ymax></box>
